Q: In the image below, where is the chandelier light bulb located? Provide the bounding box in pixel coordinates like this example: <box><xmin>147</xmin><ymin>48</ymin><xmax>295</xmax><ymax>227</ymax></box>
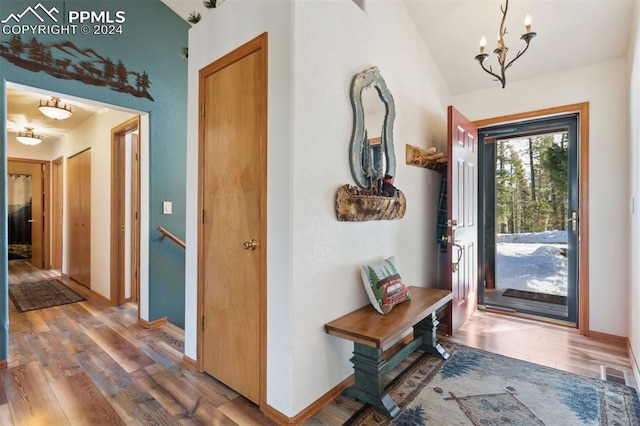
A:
<box><xmin>480</xmin><ymin>36</ymin><xmax>487</xmax><ymax>54</ymax></box>
<box><xmin>525</xmin><ymin>14</ymin><xmax>532</xmax><ymax>33</ymax></box>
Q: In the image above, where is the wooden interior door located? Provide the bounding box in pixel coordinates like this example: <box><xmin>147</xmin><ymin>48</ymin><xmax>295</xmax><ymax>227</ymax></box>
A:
<box><xmin>111</xmin><ymin>117</ymin><xmax>140</xmax><ymax>306</ymax></box>
<box><xmin>79</xmin><ymin>150</ymin><xmax>91</xmax><ymax>286</ymax></box>
<box><xmin>131</xmin><ymin>133</ymin><xmax>140</xmax><ymax>303</ymax></box>
<box><xmin>67</xmin><ymin>154</ymin><xmax>80</xmax><ymax>280</ymax></box>
<box><xmin>447</xmin><ymin>106</ymin><xmax>478</xmax><ymax>333</ymax></box>
<box><xmin>112</xmin><ymin>131</ymin><xmax>126</xmax><ymax>305</ymax></box>
<box><xmin>30</xmin><ymin>163</ymin><xmax>43</xmax><ymax>268</ymax></box>
<box><xmin>199</xmin><ymin>33</ymin><xmax>267</xmax><ymax>405</ymax></box>
<box><xmin>67</xmin><ymin>150</ymin><xmax>91</xmax><ymax>287</ymax></box>
<box><xmin>52</xmin><ymin>157</ymin><xmax>63</xmax><ymax>270</ymax></box>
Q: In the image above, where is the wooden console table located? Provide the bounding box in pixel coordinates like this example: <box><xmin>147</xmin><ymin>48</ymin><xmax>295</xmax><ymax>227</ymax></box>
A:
<box><xmin>325</xmin><ymin>286</ymin><xmax>453</xmax><ymax>418</ymax></box>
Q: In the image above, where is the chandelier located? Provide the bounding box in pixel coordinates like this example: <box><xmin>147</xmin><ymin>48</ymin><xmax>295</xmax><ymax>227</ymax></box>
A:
<box><xmin>16</xmin><ymin>127</ymin><xmax>42</xmax><ymax>145</ymax></box>
<box><xmin>39</xmin><ymin>97</ymin><xmax>73</xmax><ymax>120</ymax></box>
<box><xmin>474</xmin><ymin>0</ymin><xmax>537</xmax><ymax>88</ymax></box>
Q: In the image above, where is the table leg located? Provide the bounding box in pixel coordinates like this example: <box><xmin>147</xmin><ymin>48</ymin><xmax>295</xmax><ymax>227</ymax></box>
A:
<box><xmin>414</xmin><ymin>311</ymin><xmax>449</xmax><ymax>359</ymax></box>
<box><xmin>344</xmin><ymin>343</ymin><xmax>401</xmax><ymax>418</ymax></box>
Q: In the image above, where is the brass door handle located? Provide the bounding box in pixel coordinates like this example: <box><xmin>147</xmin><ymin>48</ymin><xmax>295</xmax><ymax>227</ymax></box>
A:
<box><xmin>27</xmin><ymin>219</ymin><xmax>34</xmax><ymax>223</ymax></box>
<box><xmin>452</xmin><ymin>242</ymin><xmax>463</xmax><ymax>273</ymax></box>
<box><xmin>242</xmin><ymin>239</ymin><xmax>258</xmax><ymax>251</ymax></box>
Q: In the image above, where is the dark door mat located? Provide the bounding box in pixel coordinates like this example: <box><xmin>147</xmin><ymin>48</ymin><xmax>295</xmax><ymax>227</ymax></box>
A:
<box><xmin>502</xmin><ymin>288</ymin><xmax>567</xmax><ymax>305</ymax></box>
<box><xmin>8</xmin><ymin>243</ymin><xmax>31</xmax><ymax>260</ymax></box>
<box><xmin>9</xmin><ymin>279</ymin><xmax>86</xmax><ymax>312</ymax></box>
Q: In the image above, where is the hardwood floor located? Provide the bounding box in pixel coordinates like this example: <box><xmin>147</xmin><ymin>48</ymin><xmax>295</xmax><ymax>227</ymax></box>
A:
<box><xmin>4</xmin><ymin>260</ymin><xmax>276</xmax><ymax>426</ymax></box>
<box><xmin>4</xmin><ymin>261</ymin><xmax>636</xmax><ymax>425</ymax></box>
<box><xmin>447</xmin><ymin>311</ymin><xmax>635</xmax><ymax>383</ymax></box>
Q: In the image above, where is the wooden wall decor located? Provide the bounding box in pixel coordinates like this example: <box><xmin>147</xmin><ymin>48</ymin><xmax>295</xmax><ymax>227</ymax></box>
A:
<box><xmin>0</xmin><ymin>36</ymin><xmax>154</xmax><ymax>101</ymax></box>
<box><xmin>405</xmin><ymin>144</ymin><xmax>448</xmax><ymax>172</ymax></box>
<box><xmin>337</xmin><ymin>66</ymin><xmax>406</xmax><ymax>222</ymax></box>
<box><xmin>336</xmin><ymin>184</ymin><xmax>406</xmax><ymax>222</ymax></box>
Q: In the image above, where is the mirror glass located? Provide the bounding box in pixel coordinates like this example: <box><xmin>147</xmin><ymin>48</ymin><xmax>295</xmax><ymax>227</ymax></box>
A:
<box><xmin>361</xmin><ymin>87</ymin><xmax>385</xmax><ymax>140</ymax></box>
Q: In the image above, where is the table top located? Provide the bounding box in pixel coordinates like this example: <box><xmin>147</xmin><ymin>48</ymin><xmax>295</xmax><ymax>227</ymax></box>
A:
<box><xmin>325</xmin><ymin>286</ymin><xmax>453</xmax><ymax>349</ymax></box>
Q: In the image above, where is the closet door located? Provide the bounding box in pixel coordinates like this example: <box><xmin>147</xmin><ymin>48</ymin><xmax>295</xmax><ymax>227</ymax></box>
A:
<box><xmin>79</xmin><ymin>150</ymin><xmax>91</xmax><ymax>286</ymax></box>
<box><xmin>67</xmin><ymin>150</ymin><xmax>91</xmax><ymax>287</ymax></box>
<box><xmin>67</xmin><ymin>154</ymin><xmax>81</xmax><ymax>281</ymax></box>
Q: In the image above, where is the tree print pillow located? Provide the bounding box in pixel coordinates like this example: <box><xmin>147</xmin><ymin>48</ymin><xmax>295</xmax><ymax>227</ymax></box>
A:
<box><xmin>361</xmin><ymin>256</ymin><xmax>410</xmax><ymax>314</ymax></box>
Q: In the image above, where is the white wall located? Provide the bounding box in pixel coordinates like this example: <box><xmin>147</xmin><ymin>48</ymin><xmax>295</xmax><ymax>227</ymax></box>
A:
<box><xmin>63</xmin><ymin>109</ymin><xmax>136</xmax><ymax>299</ymax></box>
<box><xmin>627</xmin><ymin>0</ymin><xmax>640</xmax><ymax>378</ymax></box>
<box><xmin>185</xmin><ymin>0</ymin><xmax>294</xmax><ymax>413</ymax></box>
<box><xmin>453</xmin><ymin>59</ymin><xmax>630</xmax><ymax>337</ymax></box>
<box><xmin>290</xmin><ymin>0</ymin><xmax>451</xmax><ymax>414</ymax></box>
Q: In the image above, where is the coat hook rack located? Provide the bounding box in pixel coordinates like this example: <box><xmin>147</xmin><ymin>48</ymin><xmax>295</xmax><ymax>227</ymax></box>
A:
<box><xmin>405</xmin><ymin>144</ymin><xmax>447</xmax><ymax>172</ymax></box>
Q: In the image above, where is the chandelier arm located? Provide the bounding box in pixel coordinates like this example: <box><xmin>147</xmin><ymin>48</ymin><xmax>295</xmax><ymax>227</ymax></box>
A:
<box><xmin>504</xmin><ymin>41</ymin><xmax>531</xmax><ymax>71</ymax></box>
<box><xmin>478</xmin><ymin>61</ymin><xmax>504</xmax><ymax>84</ymax></box>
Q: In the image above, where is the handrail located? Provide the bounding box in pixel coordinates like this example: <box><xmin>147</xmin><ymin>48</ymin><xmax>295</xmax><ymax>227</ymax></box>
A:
<box><xmin>157</xmin><ymin>226</ymin><xmax>186</xmax><ymax>249</ymax></box>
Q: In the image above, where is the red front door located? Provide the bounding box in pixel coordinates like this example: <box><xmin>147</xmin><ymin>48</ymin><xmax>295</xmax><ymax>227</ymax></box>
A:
<box><xmin>447</xmin><ymin>106</ymin><xmax>478</xmax><ymax>333</ymax></box>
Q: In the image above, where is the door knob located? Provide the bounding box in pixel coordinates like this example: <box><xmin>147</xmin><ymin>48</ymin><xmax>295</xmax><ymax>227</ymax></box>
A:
<box><xmin>27</xmin><ymin>219</ymin><xmax>34</xmax><ymax>223</ymax></box>
<box><xmin>242</xmin><ymin>239</ymin><xmax>258</xmax><ymax>251</ymax></box>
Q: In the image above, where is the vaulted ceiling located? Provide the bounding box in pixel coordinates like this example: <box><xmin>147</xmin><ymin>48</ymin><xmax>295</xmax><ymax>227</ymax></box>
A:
<box><xmin>162</xmin><ymin>0</ymin><xmax>636</xmax><ymax>95</ymax></box>
<box><xmin>403</xmin><ymin>0</ymin><xmax>636</xmax><ymax>95</ymax></box>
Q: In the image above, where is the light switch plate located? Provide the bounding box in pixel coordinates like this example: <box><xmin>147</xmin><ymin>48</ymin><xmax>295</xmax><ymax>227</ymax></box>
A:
<box><xmin>163</xmin><ymin>201</ymin><xmax>172</xmax><ymax>215</ymax></box>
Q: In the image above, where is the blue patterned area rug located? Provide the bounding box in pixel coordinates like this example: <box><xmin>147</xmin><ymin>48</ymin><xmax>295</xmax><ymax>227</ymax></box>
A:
<box><xmin>347</xmin><ymin>343</ymin><xmax>640</xmax><ymax>425</ymax></box>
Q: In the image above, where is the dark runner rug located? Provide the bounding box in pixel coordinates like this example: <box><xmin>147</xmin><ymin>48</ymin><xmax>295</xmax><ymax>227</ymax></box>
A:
<box><xmin>347</xmin><ymin>343</ymin><xmax>640</xmax><ymax>425</ymax></box>
<box><xmin>9</xmin><ymin>279</ymin><xmax>86</xmax><ymax>313</ymax></box>
<box><xmin>502</xmin><ymin>288</ymin><xmax>567</xmax><ymax>305</ymax></box>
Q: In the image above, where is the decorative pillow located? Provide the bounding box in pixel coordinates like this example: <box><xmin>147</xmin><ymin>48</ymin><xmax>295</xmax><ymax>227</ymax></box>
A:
<box><xmin>360</xmin><ymin>256</ymin><xmax>410</xmax><ymax>314</ymax></box>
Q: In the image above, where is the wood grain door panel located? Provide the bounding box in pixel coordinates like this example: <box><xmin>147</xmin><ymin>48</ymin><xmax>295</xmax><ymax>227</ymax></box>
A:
<box><xmin>30</xmin><ymin>163</ymin><xmax>43</xmax><ymax>268</ymax></box>
<box><xmin>80</xmin><ymin>150</ymin><xmax>91</xmax><ymax>286</ymax></box>
<box><xmin>52</xmin><ymin>157</ymin><xmax>63</xmax><ymax>270</ymax></box>
<box><xmin>67</xmin><ymin>150</ymin><xmax>91</xmax><ymax>287</ymax></box>
<box><xmin>67</xmin><ymin>154</ymin><xmax>80</xmax><ymax>281</ymax></box>
<box><xmin>200</xmin><ymin>35</ymin><xmax>266</xmax><ymax>405</ymax></box>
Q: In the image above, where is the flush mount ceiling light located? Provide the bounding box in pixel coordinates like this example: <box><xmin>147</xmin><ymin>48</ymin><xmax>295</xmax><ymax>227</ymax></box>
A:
<box><xmin>16</xmin><ymin>127</ymin><xmax>42</xmax><ymax>145</ymax></box>
<box><xmin>474</xmin><ymin>0</ymin><xmax>537</xmax><ymax>88</ymax></box>
<box><xmin>39</xmin><ymin>97</ymin><xmax>73</xmax><ymax>120</ymax></box>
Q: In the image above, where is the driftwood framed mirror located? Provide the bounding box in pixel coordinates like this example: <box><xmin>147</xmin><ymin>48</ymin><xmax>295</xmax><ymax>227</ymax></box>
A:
<box><xmin>349</xmin><ymin>66</ymin><xmax>396</xmax><ymax>190</ymax></box>
<box><xmin>336</xmin><ymin>66</ymin><xmax>406</xmax><ymax>222</ymax></box>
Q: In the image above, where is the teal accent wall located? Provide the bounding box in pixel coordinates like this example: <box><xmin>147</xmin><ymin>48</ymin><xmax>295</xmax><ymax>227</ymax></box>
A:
<box><xmin>0</xmin><ymin>0</ymin><xmax>189</xmax><ymax>360</ymax></box>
